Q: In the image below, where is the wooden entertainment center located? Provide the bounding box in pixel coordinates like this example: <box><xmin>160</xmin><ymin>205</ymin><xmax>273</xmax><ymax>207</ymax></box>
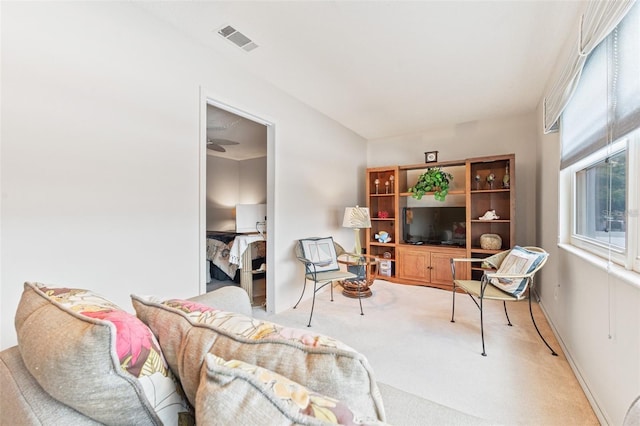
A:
<box><xmin>365</xmin><ymin>154</ymin><xmax>515</xmax><ymax>291</ymax></box>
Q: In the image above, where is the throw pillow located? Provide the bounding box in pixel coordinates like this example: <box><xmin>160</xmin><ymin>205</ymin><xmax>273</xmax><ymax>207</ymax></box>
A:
<box><xmin>299</xmin><ymin>237</ymin><xmax>340</xmax><ymax>272</ymax></box>
<box><xmin>196</xmin><ymin>353</ymin><xmax>385</xmax><ymax>426</ymax></box>
<box><xmin>15</xmin><ymin>282</ymin><xmax>192</xmax><ymax>425</ymax></box>
<box><xmin>489</xmin><ymin>246</ymin><xmax>548</xmax><ymax>297</ymax></box>
<box><xmin>131</xmin><ymin>295</ymin><xmax>386</xmax><ymax>422</ymax></box>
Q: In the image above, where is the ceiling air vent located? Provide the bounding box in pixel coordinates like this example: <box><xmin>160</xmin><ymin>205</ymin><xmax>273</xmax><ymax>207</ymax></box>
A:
<box><xmin>217</xmin><ymin>25</ymin><xmax>258</xmax><ymax>52</ymax></box>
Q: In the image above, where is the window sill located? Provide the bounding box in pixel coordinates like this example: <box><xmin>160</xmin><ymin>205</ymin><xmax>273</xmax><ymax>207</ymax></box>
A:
<box><xmin>558</xmin><ymin>243</ymin><xmax>640</xmax><ymax>290</ymax></box>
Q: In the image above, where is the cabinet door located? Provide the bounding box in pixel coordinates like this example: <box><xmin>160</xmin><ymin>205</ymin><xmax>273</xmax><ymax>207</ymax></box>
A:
<box><xmin>398</xmin><ymin>248</ymin><xmax>430</xmax><ymax>282</ymax></box>
<box><xmin>430</xmin><ymin>251</ymin><xmax>467</xmax><ymax>285</ymax></box>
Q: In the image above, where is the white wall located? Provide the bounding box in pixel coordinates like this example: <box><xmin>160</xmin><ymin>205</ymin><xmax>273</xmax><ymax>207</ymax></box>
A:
<box><xmin>536</xmin><ymin>109</ymin><xmax>640</xmax><ymax>425</ymax></box>
<box><xmin>367</xmin><ymin>112</ymin><xmax>539</xmax><ymax>246</ymax></box>
<box><xmin>239</xmin><ymin>157</ymin><xmax>267</xmax><ymax>205</ymax></box>
<box><xmin>206</xmin><ymin>156</ymin><xmax>267</xmax><ymax>231</ymax></box>
<box><xmin>206</xmin><ymin>156</ymin><xmax>240</xmax><ymax>231</ymax></box>
<box><xmin>0</xmin><ymin>2</ymin><xmax>366</xmax><ymax>349</ymax></box>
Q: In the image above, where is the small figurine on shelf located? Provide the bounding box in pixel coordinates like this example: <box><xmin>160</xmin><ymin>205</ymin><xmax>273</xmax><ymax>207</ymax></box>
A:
<box><xmin>385</xmin><ymin>180</ymin><xmax>390</xmax><ymax>193</ymax></box>
<box><xmin>478</xmin><ymin>210</ymin><xmax>500</xmax><ymax>220</ymax></box>
<box><xmin>377</xmin><ymin>210</ymin><xmax>389</xmax><ymax>218</ymax></box>
<box><xmin>503</xmin><ymin>165</ymin><xmax>510</xmax><ymax>188</ymax></box>
<box><xmin>474</xmin><ymin>174</ymin><xmax>481</xmax><ymax>190</ymax></box>
<box><xmin>375</xmin><ymin>231</ymin><xmax>392</xmax><ymax>243</ymax></box>
<box><xmin>374</xmin><ymin>179</ymin><xmax>380</xmax><ymax>194</ymax></box>
<box><xmin>486</xmin><ymin>173</ymin><xmax>495</xmax><ymax>189</ymax></box>
<box><xmin>389</xmin><ymin>175</ymin><xmax>394</xmax><ymax>192</ymax></box>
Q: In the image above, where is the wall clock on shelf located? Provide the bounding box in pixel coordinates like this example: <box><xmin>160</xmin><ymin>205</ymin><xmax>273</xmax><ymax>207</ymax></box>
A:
<box><xmin>425</xmin><ymin>151</ymin><xmax>438</xmax><ymax>163</ymax></box>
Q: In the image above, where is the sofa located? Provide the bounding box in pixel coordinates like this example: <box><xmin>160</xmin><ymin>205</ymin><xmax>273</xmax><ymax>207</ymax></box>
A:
<box><xmin>1</xmin><ymin>282</ymin><xmax>490</xmax><ymax>425</ymax></box>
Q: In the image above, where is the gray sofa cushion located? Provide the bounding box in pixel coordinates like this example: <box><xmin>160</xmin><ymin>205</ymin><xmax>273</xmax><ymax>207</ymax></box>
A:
<box><xmin>188</xmin><ymin>286</ymin><xmax>252</xmax><ymax>317</ymax></box>
<box><xmin>196</xmin><ymin>353</ymin><xmax>385</xmax><ymax>425</ymax></box>
<box><xmin>0</xmin><ymin>346</ymin><xmax>101</xmax><ymax>425</ymax></box>
<box><xmin>14</xmin><ymin>282</ymin><xmax>189</xmax><ymax>425</ymax></box>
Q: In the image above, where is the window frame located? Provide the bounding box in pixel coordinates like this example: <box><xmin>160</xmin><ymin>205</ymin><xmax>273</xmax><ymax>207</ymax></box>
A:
<box><xmin>630</xmin><ymin>137</ymin><xmax>640</xmax><ymax>272</ymax></box>
<box><xmin>565</xmin><ymin>135</ymin><xmax>639</xmax><ymax>273</ymax></box>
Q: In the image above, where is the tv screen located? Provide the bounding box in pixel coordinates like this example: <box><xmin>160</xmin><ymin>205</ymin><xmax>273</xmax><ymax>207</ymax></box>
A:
<box><xmin>403</xmin><ymin>207</ymin><xmax>466</xmax><ymax>246</ymax></box>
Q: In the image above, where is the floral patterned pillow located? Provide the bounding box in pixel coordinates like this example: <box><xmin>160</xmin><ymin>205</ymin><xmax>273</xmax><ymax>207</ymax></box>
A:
<box><xmin>41</xmin><ymin>287</ymin><xmax>167</xmax><ymax>378</ymax></box>
<box><xmin>162</xmin><ymin>298</ymin><xmax>353</xmax><ymax>351</ymax></box>
<box><xmin>197</xmin><ymin>353</ymin><xmax>385</xmax><ymax>426</ymax></box>
<box><xmin>132</xmin><ymin>294</ymin><xmax>386</xmax><ymax>422</ymax></box>
<box><xmin>16</xmin><ymin>283</ymin><xmax>192</xmax><ymax>425</ymax></box>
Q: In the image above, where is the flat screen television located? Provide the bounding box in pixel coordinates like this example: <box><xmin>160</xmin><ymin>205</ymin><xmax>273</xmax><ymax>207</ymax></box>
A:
<box><xmin>402</xmin><ymin>207</ymin><xmax>466</xmax><ymax>246</ymax></box>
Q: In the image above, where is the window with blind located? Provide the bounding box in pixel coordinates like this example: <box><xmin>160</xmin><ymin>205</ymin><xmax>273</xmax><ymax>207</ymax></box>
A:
<box><xmin>560</xmin><ymin>2</ymin><xmax>639</xmax><ymax>272</ymax></box>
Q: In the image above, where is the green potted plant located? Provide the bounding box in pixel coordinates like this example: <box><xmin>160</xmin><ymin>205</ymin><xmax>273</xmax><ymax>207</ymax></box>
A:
<box><xmin>408</xmin><ymin>167</ymin><xmax>453</xmax><ymax>201</ymax></box>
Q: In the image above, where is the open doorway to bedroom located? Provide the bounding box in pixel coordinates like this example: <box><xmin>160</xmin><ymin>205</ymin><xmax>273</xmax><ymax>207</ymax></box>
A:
<box><xmin>204</xmin><ymin>102</ymin><xmax>268</xmax><ymax>308</ymax></box>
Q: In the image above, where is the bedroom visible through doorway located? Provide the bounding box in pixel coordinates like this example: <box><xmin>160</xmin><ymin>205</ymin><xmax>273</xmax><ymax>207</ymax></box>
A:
<box><xmin>204</xmin><ymin>103</ymin><xmax>268</xmax><ymax>308</ymax></box>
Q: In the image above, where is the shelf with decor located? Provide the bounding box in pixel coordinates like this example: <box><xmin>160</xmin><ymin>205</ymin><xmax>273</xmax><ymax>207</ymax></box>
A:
<box><xmin>399</xmin><ymin>190</ymin><xmax>466</xmax><ymax>197</ymax></box>
<box><xmin>467</xmin><ymin>154</ymin><xmax>515</xmax><ymax>280</ymax></box>
<box><xmin>398</xmin><ymin>162</ymin><xmax>467</xmax><ymax>244</ymax></box>
<box><xmin>365</xmin><ymin>166</ymin><xmax>399</xmax><ymax>280</ymax></box>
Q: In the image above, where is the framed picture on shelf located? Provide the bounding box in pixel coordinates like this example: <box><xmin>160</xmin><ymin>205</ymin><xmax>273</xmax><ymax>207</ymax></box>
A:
<box><xmin>425</xmin><ymin>151</ymin><xmax>438</xmax><ymax>163</ymax></box>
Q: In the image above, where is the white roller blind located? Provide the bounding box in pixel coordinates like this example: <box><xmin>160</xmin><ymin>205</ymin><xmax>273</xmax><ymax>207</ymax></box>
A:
<box><xmin>614</xmin><ymin>4</ymin><xmax>640</xmax><ymax>138</ymax></box>
<box><xmin>560</xmin><ymin>2</ymin><xmax>640</xmax><ymax>169</ymax></box>
<box><xmin>543</xmin><ymin>0</ymin><xmax>636</xmax><ymax>133</ymax></box>
<box><xmin>560</xmin><ymin>40</ymin><xmax>608</xmax><ymax>169</ymax></box>
<box><xmin>543</xmin><ymin>36</ymin><xmax>585</xmax><ymax>133</ymax></box>
<box><xmin>579</xmin><ymin>0</ymin><xmax>637</xmax><ymax>54</ymax></box>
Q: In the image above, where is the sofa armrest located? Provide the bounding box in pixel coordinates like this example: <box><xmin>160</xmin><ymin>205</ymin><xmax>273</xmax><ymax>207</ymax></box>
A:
<box><xmin>188</xmin><ymin>286</ymin><xmax>252</xmax><ymax>317</ymax></box>
<box><xmin>1</xmin><ymin>346</ymin><xmax>101</xmax><ymax>425</ymax></box>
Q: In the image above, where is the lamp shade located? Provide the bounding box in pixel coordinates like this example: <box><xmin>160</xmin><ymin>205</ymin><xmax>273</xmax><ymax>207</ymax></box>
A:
<box><xmin>342</xmin><ymin>206</ymin><xmax>371</xmax><ymax>229</ymax></box>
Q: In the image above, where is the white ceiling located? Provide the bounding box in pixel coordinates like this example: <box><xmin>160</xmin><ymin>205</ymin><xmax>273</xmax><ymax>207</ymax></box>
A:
<box><xmin>139</xmin><ymin>1</ymin><xmax>585</xmax><ymax>141</ymax></box>
<box><xmin>206</xmin><ymin>105</ymin><xmax>267</xmax><ymax>161</ymax></box>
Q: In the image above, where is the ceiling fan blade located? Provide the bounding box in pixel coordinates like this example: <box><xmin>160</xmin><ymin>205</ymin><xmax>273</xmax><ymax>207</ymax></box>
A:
<box><xmin>208</xmin><ymin>138</ymin><xmax>239</xmax><ymax>146</ymax></box>
<box><xmin>207</xmin><ymin>142</ymin><xmax>226</xmax><ymax>152</ymax></box>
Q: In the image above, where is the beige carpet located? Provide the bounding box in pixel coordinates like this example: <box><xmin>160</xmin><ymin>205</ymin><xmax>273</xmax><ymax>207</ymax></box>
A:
<box><xmin>253</xmin><ymin>280</ymin><xmax>598</xmax><ymax>425</ymax></box>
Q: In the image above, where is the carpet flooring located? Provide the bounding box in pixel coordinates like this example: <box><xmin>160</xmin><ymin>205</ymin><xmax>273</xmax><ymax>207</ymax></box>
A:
<box><xmin>253</xmin><ymin>280</ymin><xmax>599</xmax><ymax>425</ymax></box>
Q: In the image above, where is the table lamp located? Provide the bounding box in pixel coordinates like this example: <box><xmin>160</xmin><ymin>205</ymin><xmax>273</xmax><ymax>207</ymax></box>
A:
<box><xmin>342</xmin><ymin>206</ymin><xmax>371</xmax><ymax>255</ymax></box>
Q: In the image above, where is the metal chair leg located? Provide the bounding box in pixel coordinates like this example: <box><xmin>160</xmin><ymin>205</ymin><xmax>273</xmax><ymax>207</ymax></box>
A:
<box><xmin>503</xmin><ymin>301</ymin><xmax>513</xmax><ymax>326</ymax></box>
<box><xmin>529</xmin><ymin>295</ymin><xmax>558</xmax><ymax>356</ymax></box>
<box><xmin>293</xmin><ymin>278</ymin><xmax>307</xmax><ymax>309</ymax></box>
<box><xmin>357</xmin><ymin>280</ymin><xmax>364</xmax><ymax>316</ymax></box>
<box><xmin>480</xmin><ymin>296</ymin><xmax>487</xmax><ymax>356</ymax></box>
<box><xmin>451</xmin><ymin>281</ymin><xmax>457</xmax><ymax>322</ymax></box>
<box><xmin>307</xmin><ymin>280</ymin><xmax>318</xmax><ymax>327</ymax></box>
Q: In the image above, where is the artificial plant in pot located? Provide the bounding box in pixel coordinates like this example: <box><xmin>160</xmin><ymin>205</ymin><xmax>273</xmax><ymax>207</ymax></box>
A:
<box><xmin>408</xmin><ymin>167</ymin><xmax>453</xmax><ymax>201</ymax></box>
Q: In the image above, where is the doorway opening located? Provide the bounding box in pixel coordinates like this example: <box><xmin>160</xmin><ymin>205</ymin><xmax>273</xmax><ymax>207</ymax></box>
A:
<box><xmin>200</xmin><ymin>95</ymin><xmax>273</xmax><ymax>311</ymax></box>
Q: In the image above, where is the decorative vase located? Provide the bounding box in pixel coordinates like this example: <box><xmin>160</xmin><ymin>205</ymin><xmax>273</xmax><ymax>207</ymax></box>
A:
<box><xmin>480</xmin><ymin>233</ymin><xmax>502</xmax><ymax>250</ymax></box>
<box><xmin>503</xmin><ymin>165</ymin><xmax>510</xmax><ymax>188</ymax></box>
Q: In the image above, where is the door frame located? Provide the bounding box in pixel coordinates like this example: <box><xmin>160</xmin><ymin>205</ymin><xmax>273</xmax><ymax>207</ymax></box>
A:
<box><xmin>199</xmin><ymin>87</ymin><xmax>276</xmax><ymax>313</ymax></box>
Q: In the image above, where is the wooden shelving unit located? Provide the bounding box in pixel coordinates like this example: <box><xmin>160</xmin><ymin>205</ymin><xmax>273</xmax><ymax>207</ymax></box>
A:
<box><xmin>365</xmin><ymin>154</ymin><xmax>515</xmax><ymax>289</ymax></box>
